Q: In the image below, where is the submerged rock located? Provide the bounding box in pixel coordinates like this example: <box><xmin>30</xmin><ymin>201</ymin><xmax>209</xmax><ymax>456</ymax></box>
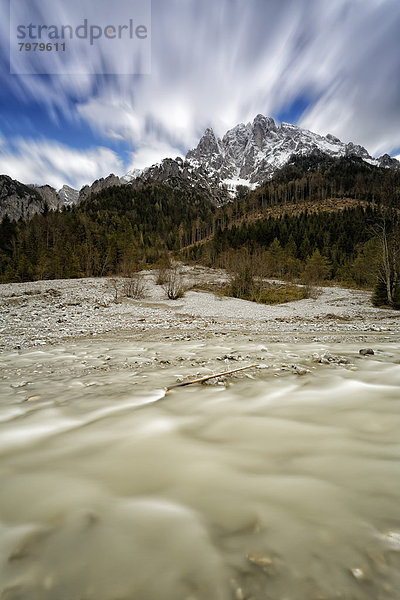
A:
<box><xmin>350</xmin><ymin>566</ymin><xmax>367</xmax><ymax>580</ymax></box>
<box><xmin>311</xmin><ymin>352</ymin><xmax>350</xmax><ymax>365</ymax></box>
<box><xmin>383</xmin><ymin>530</ymin><xmax>400</xmax><ymax>550</ymax></box>
<box><xmin>295</xmin><ymin>366</ymin><xmax>309</xmax><ymax>376</ymax></box>
<box><xmin>359</xmin><ymin>348</ymin><xmax>374</xmax><ymax>356</ymax></box>
<box><xmin>247</xmin><ymin>552</ymin><xmax>273</xmax><ymax>568</ymax></box>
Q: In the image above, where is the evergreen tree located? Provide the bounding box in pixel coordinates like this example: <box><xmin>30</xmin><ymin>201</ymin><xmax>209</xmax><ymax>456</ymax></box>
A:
<box><xmin>303</xmin><ymin>249</ymin><xmax>332</xmax><ymax>285</ymax></box>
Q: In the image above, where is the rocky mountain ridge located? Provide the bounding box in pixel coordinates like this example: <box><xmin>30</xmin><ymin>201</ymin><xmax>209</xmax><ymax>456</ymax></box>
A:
<box><xmin>78</xmin><ymin>174</ymin><xmax>122</xmax><ymax>204</ymax></box>
<box><xmin>124</xmin><ymin>114</ymin><xmax>399</xmax><ymax>203</ymax></box>
<box><xmin>0</xmin><ymin>177</ymin><xmax>81</xmax><ymax>221</ymax></box>
<box><xmin>1</xmin><ymin>114</ymin><xmax>399</xmax><ymax>219</ymax></box>
<box><xmin>58</xmin><ymin>185</ymin><xmax>80</xmax><ymax>206</ymax></box>
<box><xmin>184</xmin><ymin>115</ymin><xmax>398</xmax><ymax>188</ymax></box>
<box><xmin>0</xmin><ymin>176</ymin><xmax>57</xmax><ymax>221</ymax></box>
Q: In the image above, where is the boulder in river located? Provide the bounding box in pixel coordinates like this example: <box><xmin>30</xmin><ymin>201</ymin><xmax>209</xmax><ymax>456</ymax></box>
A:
<box><xmin>359</xmin><ymin>348</ymin><xmax>375</xmax><ymax>356</ymax></box>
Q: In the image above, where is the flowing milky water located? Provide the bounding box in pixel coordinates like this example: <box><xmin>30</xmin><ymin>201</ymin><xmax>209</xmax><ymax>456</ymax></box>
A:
<box><xmin>1</xmin><ymin>338</ymin><xmax>400</xmax><ymax>600</ymax></box>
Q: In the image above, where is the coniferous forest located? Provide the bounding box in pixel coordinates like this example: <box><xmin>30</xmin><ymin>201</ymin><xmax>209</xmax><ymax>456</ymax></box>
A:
<box><xmin>1</xmin><ymin>155</ymin><xmax>399</xmax><ymax>307</ymax></box>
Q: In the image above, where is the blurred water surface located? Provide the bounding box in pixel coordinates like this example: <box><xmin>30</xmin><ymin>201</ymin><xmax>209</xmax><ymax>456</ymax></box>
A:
<box><xmin>1</xmin><ymin>340</ymin><xmax>400</xmax><ymax>599</ymax></box>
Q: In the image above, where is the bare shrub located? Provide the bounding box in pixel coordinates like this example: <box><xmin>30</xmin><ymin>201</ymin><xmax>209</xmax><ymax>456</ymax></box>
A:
<box><xmin>106</xmin><ymin>278</ymin><xmax>121</xmax><ymax>302</ymax></box>
<box><xmin>162</xmin><ymin>265</ymin><xmax>185</xmax><ymax>299</ymax></box>
<box><xmin>106</xmin><ymin>267</ymin><xmax>147</xmax><ymax>301</ymax></box>
<box><xmin>224</xmin><ymin>249</ymin><xmax>258</xmax><ymax>300</ymax></box>
<box><xmin>371</xmin><ymin>216</ymin><xmax>400</xmax><ymax>309</ymax></box>
<box><xmin>122</xmin><ymin>272</ymin><xmax>147</xmax><ymax>299</ymax></box>
<box><xmin>301</xmin><ymin>283</ymin><xmax>321</xmax><ymax>300</ymax></box>
<box><xmin>117</xmin><ymin>260</ymin><xmax>148</xmax><ymax>299</ymax></box>
<box><xmin>220</xmin><ymin>248</ymin><xmax>309</xmax><ymax>304</ymax></box>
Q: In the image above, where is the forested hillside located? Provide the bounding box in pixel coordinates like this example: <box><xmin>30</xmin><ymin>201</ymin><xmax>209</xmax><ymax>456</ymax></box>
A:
<box><xmin>0</xmin><ymin>184</ymin><xmax>216</xmax><ymax>281</ymax></box>
<box><xmin>1</xmin><ymin>154</ymin><xmax>399</xmax><ymax>306</ymax></box>
<box><xmin>186</xmin><ymin>155</ymin><xmax>400</xmax><ymax>306</ymax></box>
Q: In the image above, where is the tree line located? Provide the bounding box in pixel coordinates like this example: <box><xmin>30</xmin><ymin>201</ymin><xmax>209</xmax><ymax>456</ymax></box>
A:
<box><xmin>1</xmin><ymin>154</ymin><xmax>399</xmax><ymax>307</ymax></box>
<box><xmin>0</xmin><ymin>184</ymin><xmax>216</xmax><ymax>282</ymax></box>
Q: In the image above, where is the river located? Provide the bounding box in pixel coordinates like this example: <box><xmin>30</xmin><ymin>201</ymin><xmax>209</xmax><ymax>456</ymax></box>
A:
<box><xmin>1</xmin><ymin>338</ymin><xmax>400</xmax><ymax>599</ymax></box>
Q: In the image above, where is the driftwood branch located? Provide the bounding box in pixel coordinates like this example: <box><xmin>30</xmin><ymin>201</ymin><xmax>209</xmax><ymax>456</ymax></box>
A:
<box><xmin>166</xmin><ymin>364</ymin><xmax>259</xmax><ymax>391</ymax></box>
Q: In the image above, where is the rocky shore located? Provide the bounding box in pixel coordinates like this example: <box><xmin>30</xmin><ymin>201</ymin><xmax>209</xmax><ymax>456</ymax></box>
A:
<box><xmin>0</xmin><ymin>266</ymin><xmax>399</xmax><ymax>354</ymax></box>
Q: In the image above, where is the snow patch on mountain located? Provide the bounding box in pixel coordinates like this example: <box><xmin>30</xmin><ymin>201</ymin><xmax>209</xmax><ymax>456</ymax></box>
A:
<box><xmin>121</xmin><ymin>168</ymin><xmax>144</xmax><ymax>183</ymax></box>
<box><xmin>120</xmin><ymin>114</ymin><xmax>399</xmax><ymax>201</ymax></box>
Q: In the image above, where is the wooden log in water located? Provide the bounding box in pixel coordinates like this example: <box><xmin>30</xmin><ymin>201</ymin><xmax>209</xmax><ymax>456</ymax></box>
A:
<box><xmin>166</xmin><ymin>364</ymin><xmax>259</xmax><ymax>391</ymax></box>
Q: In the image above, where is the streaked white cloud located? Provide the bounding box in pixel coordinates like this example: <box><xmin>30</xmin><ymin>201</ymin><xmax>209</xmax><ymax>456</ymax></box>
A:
<box><xmin>299</xmin><ymin>1</ymin><xmax>400</xmax><ymax>156</ymax></box>
<box><xmin>76</xmin><ymin>0</ymin><xmax>400</xmax><ymax>160</ymax></box>
<box><xmin>77</xmin><ymin>96</ymin><xmax>144</xmax><ymax>143</ymax></box>
<box><xmin>126</xmin><ymin>140</ymin><xmax>184</xmax><ymax>172</ymax></box>
<box><xmin>1</xmin><ymin>0</ymin><xmax>400</xmax><ymax>183</ymax></box>
<box><xmin>0</xmin><ymin>139</ymin><xmax>123</xmax><ymax>189</ymax></box>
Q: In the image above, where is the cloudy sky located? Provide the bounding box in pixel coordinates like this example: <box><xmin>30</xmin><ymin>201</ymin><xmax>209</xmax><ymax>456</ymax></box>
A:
<box><xmin>1</xmin><ymin>0</ymin><xmax>400</xmax><ymax>190</ymax></box>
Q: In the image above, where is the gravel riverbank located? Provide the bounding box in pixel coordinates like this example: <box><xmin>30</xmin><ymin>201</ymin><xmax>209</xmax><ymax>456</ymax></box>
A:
<box><xmin>1</xmin><ymin>265</ymin><xmax>399</xmax><ymax>353</ymax></box>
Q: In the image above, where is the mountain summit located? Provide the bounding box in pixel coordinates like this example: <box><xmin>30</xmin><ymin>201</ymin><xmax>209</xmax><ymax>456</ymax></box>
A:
<box><xmin>184</xmin><ymin>114</ymin><xmax>397</xmax><ymax>191</ymax></box>
<box><xmin>2</xmin><ymin>114</ymin><xmax>399</xmax><ymax>221</ymax></box>
<box><xmin>124</xmin><ymin>114</ymin><xmax>399</xmax><ymax>204</ymax></box>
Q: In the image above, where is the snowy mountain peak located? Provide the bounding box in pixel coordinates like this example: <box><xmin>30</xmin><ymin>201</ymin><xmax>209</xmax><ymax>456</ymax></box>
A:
<box><xmin>121</xmin><ymin>113</ymin><xmax>400</xmax><ymax>204</ymax></box>
<box><xmin>187</xmin><ymin>127</ymin><xmax>221</xmax><ymax>160</ymax></box>
<box><xmin>121</xmin><ymin>168</ymin><xmax>143</xmax><ymax>183</ymax></box>
<box><xmin>203</xmin><ymin>127</ymin><xmax>216</xmax><ymax>137</ymax></box>
<box><xmin>254</xmin><ymin>113</ymin><xmax>277</xmax><ymax>127</ymax></box>
<box><xmin>58</xmin><ymin>184</ymin><xmax>79</xmax><ymax>206</ymax></box>
<box><xmin>251</xmin><ymin>115</ymin><xmax>278</xmax><ymax>149</ymax></box>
